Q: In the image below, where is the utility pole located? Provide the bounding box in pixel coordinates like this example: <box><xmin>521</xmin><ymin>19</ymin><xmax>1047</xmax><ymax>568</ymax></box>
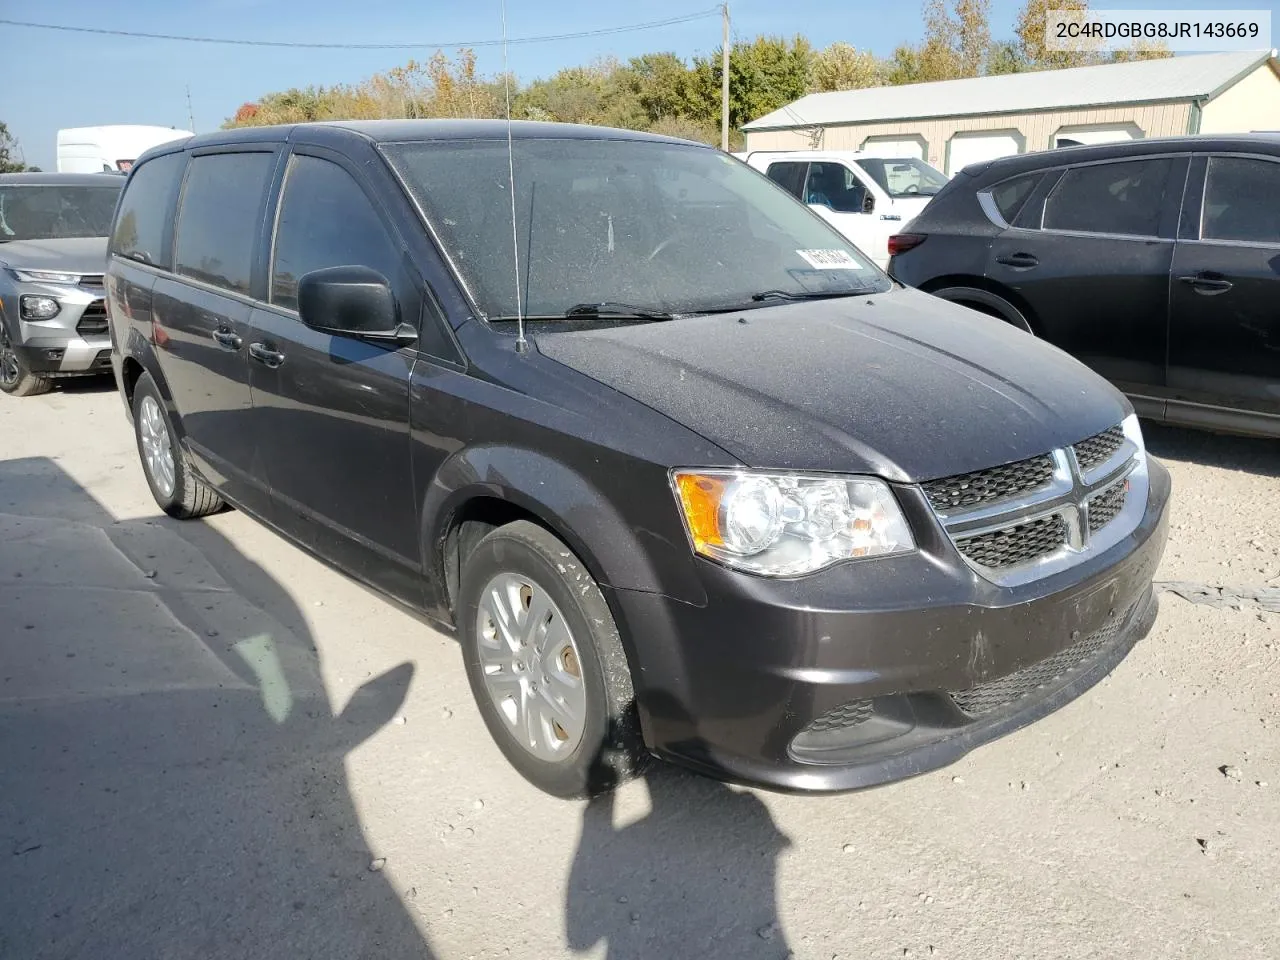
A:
<box><xmin>720</xmin><ymin>3</ymin><xmax>730</xmax><ymax>152</ymax></box>
<box><xmin>186</xmin><ymin>85</ymin><xmax>196</xmax><ymax>133</ymax></box>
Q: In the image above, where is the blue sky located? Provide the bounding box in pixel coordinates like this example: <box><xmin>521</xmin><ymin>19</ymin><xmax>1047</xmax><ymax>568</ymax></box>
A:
<box><xmin>4</xmin><ymin>0</ymin><xmax>1276</xmax><ymax>169</ymax></box>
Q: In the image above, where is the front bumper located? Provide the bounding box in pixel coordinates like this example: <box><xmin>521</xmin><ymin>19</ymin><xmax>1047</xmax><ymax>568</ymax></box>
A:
<box><xmin>606</xmin><ymin>457</ymin><xmax>1170</xmax><ymax>793</ymax></box>
<box><xmin>3</xmin><ymin>281</ymin><xmax>112</xmax><ymax>375</ymax></box>
<box><xmin>14</xmin><ymin>337</ymin><xmax>113</xmax><ymax>375</ymax></box>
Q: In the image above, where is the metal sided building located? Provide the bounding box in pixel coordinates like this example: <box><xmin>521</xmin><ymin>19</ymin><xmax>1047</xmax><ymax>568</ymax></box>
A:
<box><xmin>742</xmin><ymin>50</ymin><xmax>1280</xmax><ymax>175</ymax></box>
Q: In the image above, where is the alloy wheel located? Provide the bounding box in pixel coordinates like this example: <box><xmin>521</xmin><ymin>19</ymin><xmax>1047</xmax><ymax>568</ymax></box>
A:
<box><xmin>139</xmin><ymin>395</ymin><xmax>176</xmax><ymax>499</ymax></box>
<box><xmin>0</xmin><ymin>329</ymin><xmax>19</xmax><ymax>389</ymax></box>
<box><xmin>475</xmin><ymin>572</ymin><xmax>588</xmax><ymax>762</ymax></box>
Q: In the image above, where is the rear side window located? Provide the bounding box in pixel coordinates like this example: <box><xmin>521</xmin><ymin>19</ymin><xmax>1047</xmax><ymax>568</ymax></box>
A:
<box><xmin>111</xmin><ymin>152</ymin><xmax>186</xmax><ymax>268</ymax></box>
<box><xmin>1043</xmin><ymin>158</ymin><xmax>1172</xmax><ymax>237</ymax></box>
<box><xmin>765</xmin><ymin>161</ymin><xmax>807</xmax><ymax>199</ymax></box>
<box><xmin>270</xmin><ymin>155</ymin><xmax>402</xmax><ymax>311</ymax></box>
<box><xmin>174</xmin><ymin>152</ymin><xmax>275</xmax><ymax>296</ymax></box>
<box><xmin>1201</xmin><ymin>156</ymin><xmax>1280</xmax><ymax>243</ymax></box>
<box><xmin>989</xmin><ymin>172</ymin><xmax>1042</xmax><ymax>224</ymax></box>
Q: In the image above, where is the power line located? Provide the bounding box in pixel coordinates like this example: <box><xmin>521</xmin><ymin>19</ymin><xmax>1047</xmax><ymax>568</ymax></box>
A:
<box><xmin>0</xmin><ymin>10</ymin><xmax>720</xmax><ymax>51</ymax></box>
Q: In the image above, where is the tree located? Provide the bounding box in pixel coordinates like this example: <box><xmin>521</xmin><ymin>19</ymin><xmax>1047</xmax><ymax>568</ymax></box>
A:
<box><xmin>690</xmin><ymin>35</ymin><xmax>813</xmax><ymax>130</ymax></box>
<box><xmin>1014</xmin><ymin>0</ymin><xmax>1171</xmax><ymax>69</ymax></box>
<box><xmin>888</xmin><ymin>0</ymin><xmax>993</xmax><ymax>84</ymax></box>
<box><xmin>955</xmin><ymin>0</ymin><xmax>993</xmax><ymax>76</ymax></box>
<box><xmin>809</xmin><ymin>42</ymin><xmax>885</xmax><ymax>92</ymax></box>
<box><xmin>985</xmin><ymin>40</ymin><xmax>1027</xmax><ymax>75</ymax></box>
<box><xmin>885</xmin><ymin>44</ymin><xmax>926</xmax><ymax>85</ymax></box>
<box><xmin>0</xmin><ymin>122</ymin><xmax>33</xmax><ymax>173</ymax></box>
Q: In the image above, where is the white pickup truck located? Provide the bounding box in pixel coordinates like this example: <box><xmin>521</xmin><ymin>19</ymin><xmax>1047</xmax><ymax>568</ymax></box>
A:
<box><xmin>737</xmin><ymin>149</ymin><xmax>948</xmax><ymax>269</ymax></box>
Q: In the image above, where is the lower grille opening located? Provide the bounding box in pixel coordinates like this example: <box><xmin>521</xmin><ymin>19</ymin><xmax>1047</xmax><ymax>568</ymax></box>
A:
<box><xmin>804</xmin><ymin>699</ymin><xmax>873</xmax><ymax>733</ymax></box>
<box><xmin>76</xmin><ymin>300</ymin><xmax>109</xmax><ymax>337</ymax></box>
<box><xmin>950</xmin><ymin>606</ymin><xmax>1131</xmax><ymax>717</ymax></box>
<box><xmin>954</xmin><ymin>513</ymin><xmax>1067</xmax><ymax>570</ymax></box>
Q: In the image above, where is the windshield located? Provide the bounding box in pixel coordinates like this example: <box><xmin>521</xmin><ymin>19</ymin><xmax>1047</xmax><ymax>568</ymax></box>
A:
<box><xmin>0</xmin><ymin>184</ymin><xmax>122</xmax><ymax>242</ymax></box>
<box><xmin>854</xmin><ymin>158</ymin><xmax>948</xmax><ymax>198</ymax></box>
<box><xmin>383</xmin><ymin>138</ymin><xmax>890</xmax><ymax>319</ymax></box>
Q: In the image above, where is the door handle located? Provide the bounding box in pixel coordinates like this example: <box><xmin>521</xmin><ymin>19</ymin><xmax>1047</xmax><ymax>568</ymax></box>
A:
<box><xmin>211</xmin><ymin>328</ymin><xmax>242</xmax><ymax>351</ymax></box>
<box><xmin>1177</xmin><ymin>273</ymin><xmax>1233</xmax><ymax>294</ymax></box>
<box><xmin>995</xmin><ymin>252</ymin><xmax>1039</xmax><ymax>268</ymax></box>
<box><xmin>249</xmin><ymin>342</ymin><xmax>286</xmax><ymax>368</ymax></box>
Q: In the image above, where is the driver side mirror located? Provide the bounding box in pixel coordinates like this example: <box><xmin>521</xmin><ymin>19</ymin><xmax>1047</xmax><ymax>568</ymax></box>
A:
<box><xmin>862</xmin><ymin>193</ymin><xmax>875</xmax><ymax>214</ymax></box>
<box><xmin>297</xmin><ymin>266</ymin><xmax>417</xmax><ymax>346</ymax></box>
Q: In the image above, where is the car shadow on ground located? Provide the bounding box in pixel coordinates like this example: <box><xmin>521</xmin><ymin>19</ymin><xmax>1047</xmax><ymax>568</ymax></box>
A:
<box><xmin>47</xmin><ymin>373</ymin><xmax>118</xmax><ymax>395</ymax></box>
<box><xmin>0</xmin><ymin>456</ymin><xmax>436</xmax><ymax>960</ymax></box>
<box><xmin>1143</xmin><ymin>422</ymin><xmax>1280</xmax><ymax>478</ymax></box>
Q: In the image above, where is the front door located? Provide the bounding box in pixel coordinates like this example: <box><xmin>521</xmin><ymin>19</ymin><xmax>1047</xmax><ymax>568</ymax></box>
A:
<box><xmin>153</xmin><ymin>148</ymin><xmax>277</xmax><ymax>515</ymax></box>
<box><xmin>1167</xmin><ymin>154</ymin><xmax>1280</xmax><ymax>432</ymax></box>
<box><xmin>764</xmin><ymin>160</ymin><xmax>882</xmax><ymax>262</ymax></box>
<box><xmin>247</xmin><ymin>150</ymin><xmax>421</xmax><ymax>605</ymax></box>
<box><xmin>986</xmin><ymin>155</ymin><xmax>1186</xmax><ymax>398</ymax></box>
<box><xmin>801</xmin><ymin>161</ymin><xmax>881</xmax><ymax>261</ymax></box>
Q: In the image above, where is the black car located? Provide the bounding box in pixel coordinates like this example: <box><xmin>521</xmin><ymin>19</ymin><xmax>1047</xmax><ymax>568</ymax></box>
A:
<box><xmin>105</xmin><ymin>120</ymin><xmax>1169</xmax><ymax>798</ymax></box>
<box><xmin>889</xmin><ymin>134</ymin><xmax>1280</xmax><ymax>439</ymax></box>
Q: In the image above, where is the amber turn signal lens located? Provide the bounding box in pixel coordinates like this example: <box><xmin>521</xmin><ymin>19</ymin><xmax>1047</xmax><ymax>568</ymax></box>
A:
<box><xmin>674</xmin><ymin>473</ymin><xmax>726</xmax><ymax>550</ymax></box>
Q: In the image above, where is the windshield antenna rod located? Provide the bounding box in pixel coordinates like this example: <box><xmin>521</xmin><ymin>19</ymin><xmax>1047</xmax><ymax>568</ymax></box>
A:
<box><xmin>500</xmin><ymin>0</ymin><xmax>528</xmax><ymax>354</ymax></box>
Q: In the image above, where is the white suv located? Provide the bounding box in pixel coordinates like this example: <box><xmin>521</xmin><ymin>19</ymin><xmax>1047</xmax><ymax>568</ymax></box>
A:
<box><xmin>741</xmin><ymin>150</ymin><xmax>948</xmax><ymax>268</ymax></box>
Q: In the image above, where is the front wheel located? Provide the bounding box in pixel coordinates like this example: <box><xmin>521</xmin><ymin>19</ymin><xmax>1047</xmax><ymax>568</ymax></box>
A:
<box><xmin>132</xmin><ymin>372</ymin><xmax>224</xmax><ymax>519</ymax></box>
<box><xmin>459</xmin><ymin>520</ymin><xmax>646</xmax><ymax>798</ymax></box>
<box><xmin>0</xmin><ymin>326</ymin><xmax>51</xmax><ymax>397</ymax></box>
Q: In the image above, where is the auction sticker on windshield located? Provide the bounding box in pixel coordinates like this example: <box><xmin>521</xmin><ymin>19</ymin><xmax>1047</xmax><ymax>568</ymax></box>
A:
<box><xmin>797</xmin><ymin>249</ymin><xmax>862</xmax><ymax>269</ymax></box>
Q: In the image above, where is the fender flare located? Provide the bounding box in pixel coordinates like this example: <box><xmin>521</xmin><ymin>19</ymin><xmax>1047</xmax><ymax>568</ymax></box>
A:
<box><xmin>929</xmin><ymin>286</ymin><xmax>1033</xmax><ymax>333</ymax></box>
<box><xmin>120</xmin><ymin>329</ymin><xmax>184</xmax><ymax>432</ymax></box>
<box><xmin>421</xmin><ymin>444</ymin><xmax>704</xmax><ymax>613</ymax></box>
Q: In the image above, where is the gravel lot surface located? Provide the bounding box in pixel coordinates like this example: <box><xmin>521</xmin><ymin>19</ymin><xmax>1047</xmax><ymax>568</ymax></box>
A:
<box><xmin>2</xmin><ymin>380</ymin><xmax>1277</xmax><ymax>960</ymax></box>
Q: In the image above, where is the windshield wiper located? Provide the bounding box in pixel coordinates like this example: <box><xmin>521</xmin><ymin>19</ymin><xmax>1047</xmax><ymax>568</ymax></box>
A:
<box><xmin>749</xmin><ymin>289</ymin><xmax>869</xmax><ymax>303</ymax></box>
<box><xmin>564</xmin><ymin>301</ymin><xmax>675</xmax><ymax>321</ymax></box>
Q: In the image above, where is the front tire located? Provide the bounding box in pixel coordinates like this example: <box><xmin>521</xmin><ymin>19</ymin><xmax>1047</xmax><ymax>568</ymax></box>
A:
<box><xmin>0</xmin><ymin>326</ymin><xmax>52</xmax><ymax>397</ymax></box>
<box><xmin>132</xmin><ymin>372</ymin><xmax>224</xmax><ymax>519</ymax></box>
<box><xmin>459</xmin><ymin>520</ymin><xmax>646</xmax><ymax>798</ymax></box>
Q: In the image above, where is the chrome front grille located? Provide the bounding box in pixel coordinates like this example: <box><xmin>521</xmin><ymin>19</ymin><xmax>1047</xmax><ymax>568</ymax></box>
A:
<box><xmin>955</xmin><ymin>514</ymin><xmax>1068</xmax><ymax>569</ymax></box>
<box><xmin>922</xmin><ymin>454</ymin><xmax>1054</xmax><ymax>512</ymax></box>
<box><xmin>924</xmin><ymin>419</ymin><xmax>1146</xmax><ymax>586</ymax></box>
<box><xmin>1074</xmin><ymin>425</ymin><xmax>1125</xmax><ymax>473</ymax></box>
<box><xmin>1087</xmin><ymin>478</ymin><xmax>1127</xmax><ymax>534</ymax></box>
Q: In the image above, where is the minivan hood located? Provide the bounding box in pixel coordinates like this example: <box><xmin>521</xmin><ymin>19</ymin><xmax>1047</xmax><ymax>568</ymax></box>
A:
<box><xmin>0</xmin><ymin>237</ymin><xmax>109</xmax><ymax>276</ymax></box>
<box><xmin>534</xmin><ymin>287</ymin><xmax>1130</xmax><ymax>483</ymax></box>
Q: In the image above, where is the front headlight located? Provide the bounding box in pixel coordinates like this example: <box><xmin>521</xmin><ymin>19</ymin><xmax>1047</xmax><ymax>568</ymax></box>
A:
<box><xmin>10</xmin><ymin>269</ymin><xmax>81</xmax><ymax>285</ymax></box>
<box><xmin>20</xmin><ymin>295</ymin><xmax>61</xmax><ymax>320</ymax></box>
<box><xmin>672</xmin><ymin>468</ymin><xmax>914</xmax><ymax>576</ymax></box>
<box><xmin>1121</xmin><ymin>412</ymin><xmax>1145</xmax><ymax>460</ymax></box>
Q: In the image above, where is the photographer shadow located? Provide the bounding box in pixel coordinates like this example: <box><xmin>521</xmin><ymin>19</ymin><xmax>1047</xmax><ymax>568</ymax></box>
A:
<box><xmin>0</xmin><ymin>455</ymin><xmax>435</xmax><ymax>959</ymax></box>
<box><xmin>566</xmin><ymin>703</ymin><xmax>793</xmax><ymax>960</ymax></box>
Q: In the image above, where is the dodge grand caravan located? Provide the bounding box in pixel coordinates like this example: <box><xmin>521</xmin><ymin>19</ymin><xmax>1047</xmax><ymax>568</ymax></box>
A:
<box><xmin>106</xmin><ymin>121</ymin><xmax>1170</xmax><ymax>798</ymax></box>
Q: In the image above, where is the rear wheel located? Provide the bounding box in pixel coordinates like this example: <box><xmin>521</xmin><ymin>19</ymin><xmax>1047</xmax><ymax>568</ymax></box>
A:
<box><xmin>459</xmin><ymin>520</ymin><xmax>646</xmax><ymax>798</ymax></box>
<box><xmin>0</xmin><ymin>327</ymin><xmax>52</xmax><ymax>397</ymax></box>
<box><xmin>132</xmin><ymin>372</ymin><xmax>224</xmax><ymax>519</ymax></box>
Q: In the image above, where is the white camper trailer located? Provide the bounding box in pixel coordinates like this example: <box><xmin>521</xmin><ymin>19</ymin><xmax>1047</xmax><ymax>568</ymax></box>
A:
<box><xmin>56</xmin><ymin>125</ymin><xmax>193</xmax><ymax>174</ymax></box>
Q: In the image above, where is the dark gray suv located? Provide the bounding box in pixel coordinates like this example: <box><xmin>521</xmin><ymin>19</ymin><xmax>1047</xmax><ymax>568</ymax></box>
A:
<box><xmin>889</xmin><ymin>134</ymin><xmax>1280</xmax><ymax>439</ymax></box>
<box><xmin>106</xmin><ymin>120</ymin><xmax>1170</xmax><ymax>798</ymax></box>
